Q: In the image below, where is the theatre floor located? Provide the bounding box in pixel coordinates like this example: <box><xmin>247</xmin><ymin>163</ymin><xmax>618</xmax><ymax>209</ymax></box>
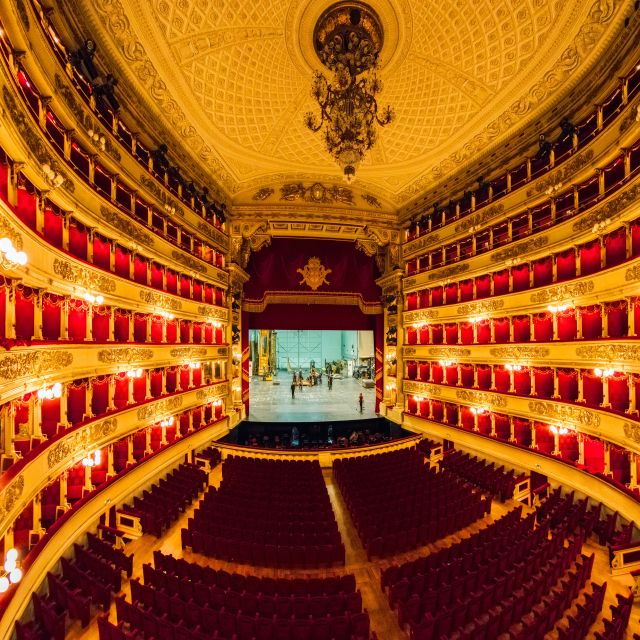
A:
<box><xmin>64</xmin><ymin>464</ymin><xmax>638</xmax><ymax>640</ymax></box>
<box><xmin>248</xmin><ymin>375</ymin><xmax>378</xmax><ymax>423</ymax></box>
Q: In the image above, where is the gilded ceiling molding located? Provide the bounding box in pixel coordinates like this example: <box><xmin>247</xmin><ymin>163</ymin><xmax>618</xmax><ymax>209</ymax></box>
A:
<box><xmin>0</xmin><ymin>476</ymin><xmax>24</xmax><ymax>521</ymax></box>
<box><xmin>426</xmin><ymin>263</ymin><xmax>470</xmax><ymax>282</ymax></box>
<box><xmin>47</xmin><ymin>418</ymin><xmax>118</xmax><ymax>469</ymax></box>
<box><xmin>361</xmin><ymin>194</ymin><xmax>382</xmax><ymax>208</ymax></box>
<box><xmin>2</xmin><ymin>86</ymin><xmax>74</xmax><ymax>192</ymax></box>
<box><xmin>426</xmin><ymin>347</ymin><xmax>472</xmax><ymax>358</ymax></box>
<box><xmin>99</xmin><ymin>206</ymin><xmax>154</xmax><ymax>246</ymax></box>
<box><xmin>138</xmin><ymin>175</ymin><xmax>185</xmax><ymax>217</ymax></box>
<box><xmin>491</xmin><ymin>235</ymin><xmax>549</xmax><ymax>263</ymax></box>
<box><xmin>404</xmin><ymin>309</ymin><xmax>440</xmax><ymax>324</ymax></box>
<box><xmin>139</xmin><ymin>290</ymin><xmax>182</xmax><ymax>311</ymax></box>
<box><xmin>97</xmin><ymin>348</ymin><xmax>154</xmax><ymax>364</ymax></box>
<box><xmin>53</xmin><ymin>258</ymin><xmax>116</xmax><ymax>293</ymax></box>
<box><xmin>136</xmin><ymin>396</ymin><xmax>183</xmax><ymax>421</ymax></box>
<box><xmin>403</xmin><ymin>380</ymin><xmax>442</xmax><ymax>396</ymax></box>
<box><xmin>530</xmin><ymin>280</ymin><xmax>595</xmax><ymax>304</ymax></box>
<box><xmin>457</xmin><ymin>299</ymin><xmax>505</xmax><ymax>316</ymax></box>
<box><xmin>575</xmin><ymin>345</ymin><xmax>640</xmax><ymax>362</ymax></box>
<box><xmin>242</xmin><ymin>293</ymin><xmax>382</xmax><ymax>314</ymax></box>
<box><xmin>88</xmin><ymin>0</ymin><xmax>235</xmax><ymax>192</ymax></box>
<box><xmin>397</xmin><ymin>0</ymin><xmax>622</xmax><ymax>202</ymax></box>
<box><xmin>0</xmin><ymin>351</ymin><xmax>73</xmax><ymax>382</ymax></box>
<box><xmin>456</xmin><ymin>389</ymin><xmax>508</xmax><ymax>408</ymax></box>
<box><xmin>572</xmin><ymin>183</ymin><xmax>640</xmax><ymax>232</ymax></box>
<box><xmin>280</xmin><ymin>183</ymin><xmax>355</xmax><ymax>206</ymax></box>
<box><xmin>169</xmin><ymin>347</ymin><xmax>209</xmax><ymax>359</ymax></box>
<box><xmin>54</xmin><ymin>75</ymin><xmax>121</xmax><ymax>162</ymax></box>
<box><xmin>526</xmin><ymin>149</ymin><xmax>594</xmax><ymax>197</ymax></box>
<box><xmin>252</xmin><ymin>187</ymin><xmax>275</xmax><ymax>201</ymax></box>
<box><xmin>527</xmin><ymin>400</ymin><xmax>601</xmax><ymax>429</ymax></box>
<box><xmin>454</xmin><ymin>204</ymin><xmax>505</xmax><ymax>234</ymax></box>
<box><xmin>489</xmin><ymin>346</ymin><xmax>551</xmax><ymax>359</ymax></box>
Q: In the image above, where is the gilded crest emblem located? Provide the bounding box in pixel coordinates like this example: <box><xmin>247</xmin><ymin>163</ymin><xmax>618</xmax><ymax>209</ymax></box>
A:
<box><xmin>297</xmin><ymin>257</ymin><xmax>331</xmax><ymax>290</ymax></box>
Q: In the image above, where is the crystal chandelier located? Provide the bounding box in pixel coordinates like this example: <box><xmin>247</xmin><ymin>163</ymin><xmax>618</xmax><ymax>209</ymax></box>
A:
<box><xmin>304</xmin><ymin>2</ymin><xmax>394</xmax><ymax>183</ymax></box>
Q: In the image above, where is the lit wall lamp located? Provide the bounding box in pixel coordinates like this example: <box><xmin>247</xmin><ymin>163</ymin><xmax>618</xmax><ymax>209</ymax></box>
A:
<box><xmin>505</xmin><ymin>364</ymin><xmax>523</xmax><ymax>372</ymax></box>
<box><xmin>158</xmin><ymin>310</ymin><xmax>174</xmax><ymax>320</ymax></box>
<box><xmin>188</xmin><ymin>362</ymin><xmax>201</xmax><ymax>370</ymax></box>
<box><xmin>37</xmin><ymin>382</ymin><xmax>62</xmax><ymax>400</ymax></box>
<box><xmin>83</xmin><ymin>291</ymin><xmax>104</xmax><ymax>305</ymax></box>
<box><xmin>159</xmin><ymin>416</ymin><xmax>175</xmax><ymax>428</ymax></box>
<box><xmin>470</xmin><ymin>407</ymin><xmax>487</xmax><ymax>415</ymax></box>
<box><xmin>87</xmin><ymin>127</ymin><xmax>106</xmax><ymax>151</ymax></box>
<box><xmin>591</xmin><ymin>218</ymin><xmax>611</xmax><ymax>235</ymax></box>
<box><xmin>0</xmin><ymin>548</ymin><xmax>22</xmax><ymax>593</ymax></box>
<box><xmin>594</xmin><ymin>367</ymin><xmax>615</xmax><ymax>378</ymax></box>
<box><xmin>544</xmin><ymin>182</ymin><xmax>563</xmax><ymax>196</ymax></box>
<box><xmin>547</xmin><ymin>304</ymin><xmax>569</xmax><ymax>314</ymax></box>
<box><xmin>81</xmin><ymin>449</ymin><xmax>101</xmax><ymax>467</ymax></box>
<box><xmin>126</xmin><ymin>368</ymin><xmax>143</xmax><ymax>378</ymax></box>
<box><xmin>0</xmin><ymin>237</ymin><xmax>27</xmax><ymax>267</ymax></box>
<box><xmin>41</xmin><ymin>162</ymin><xmax>65</xmax><ymax>188</ymax></box>
<box><xmin>549</xmin><ymin>424</ymin><xmax>570</xmax><ymax>435</ymax></box>
<box><xmin>439</xmin><ymin>360</ymin><xmax>454</xmax><ymax>367</ymax></box>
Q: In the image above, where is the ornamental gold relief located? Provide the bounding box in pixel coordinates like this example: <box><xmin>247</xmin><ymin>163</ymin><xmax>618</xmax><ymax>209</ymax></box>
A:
<box><xmin>402</xmin><ymin>233</ymin><xmax>442</xmax><ymax>259</ymax></box>
<box><xmin>491</xmin><ymin>236</ymin><xmax>549</xmax><ymax>263</ymax></box>
<box><xmin>100</xmin><ymin>206</ymin><xmax>154</xmax><ymax>246</ymax></box>
<box><xmin>197</xmin><ymin>305</ymin><xmax>227</xmax><ymax>320</ymax></box>
<box><xmin>0</xmin><ymin>475</ymin><xmax>24</xmax><ymax>520</ymax></box>
<box><xmin>623</xmin><ymin>422</ymin><xmax>640</xmax><ymax>444</ymax></box>
<box><xmin>527</xmin><ymin>400</ymin><xmax>600</xmax><ymax>429</ymax></box>
<box><xmin>297</xmin><ymin>257</ymin><xmax>332</xmax><ymax>291</ymax></box>
<box><xmin>53</xmin><ymin>258</ymin><xmax>116</xmax><ymax>293</ymax></box>
<box><xmin>575</xmin><ymin>345</ymin><xmax>640</xmax><ymax>362</ymax></box>
<box><xmin>169</xmin><ymin>347</ymin><xmax>208</xmax><ymax>359</ymax></box>
<box><xmin>405</xmin><ymin>309</ymin><xmax>439</xmax><ymax>323</ymax></box>
<box><xmin>427</xmin><ymin>347</ymin><xmax>472</xmax><ymax>358</ymax></box>
<box><xmin>456</xmin><ymin>389</ymin><xmax>507</xmax><ymax>408</ymax></box>
<box><xmin>403</xmin><ymin>381</ymin><xmax>441</xmax><ymax>396</ymax></box>
<box><xmin>426</xmin><ymin>263</ymin><xmax>470</xmax><ymax>282</ymax></box>
<box><xmin>136</xmin><ymin>396</ymin><xmax>183</xmax><ymax>421</ymax></box>
<box><xmin>457</xmin><ymin>299</ymin><xmax>504</xmax><ymax>316</ymax></box>
<box><xmin>97</xmin><ymin>348</ymin><xmax>154</xmax><ymax>364</ymax></box>
<box><xmin>195</xmin><ymin>388</ymin><xmax>225</xmax><ymax>403</ymax></box>
<box><xmin>454</xmin><ymin>204</ymin><xmax>504</xmax><ymax>234</ymax></box>
<box><xmin>170</xmin><ymin>250</ymin><xmax>207</xmax><ymax>274</ymax></box>
<box><xmin>526</xmin><ymin>149</ymin><xmax>594</xmax><ymax>197</ymax></box>
<box><xmin>47</xmin><ymin>418</ymin><xmax>118</xmax><ymax>469</ymax></box>
<box><xmin>139</xmin><ymin>290</ymin><xmax>182</xmax><ymax>311</ymax></box>
<box><xmin>0</xmin><ymin>350</ymin><xmax>73</xmax><ymax>381</ymax></box>
<box><xmin>625</xmin><ymin>264</ymin><xmax>640</xmax><ymax>281</ymax></box>
<box><xmin>530</xmin><ymin>281</ymin><xmax>594</xmax><ymax>304</ymax></box>
<box><xmin>572</xmin><ymin>184</ymin><xmax>640</xmax><ymax>233</ymax></box>
<box><xmin>489</xmin><ymin>346</ymin><xmax>550</xmax><ymax>359</ymax></box>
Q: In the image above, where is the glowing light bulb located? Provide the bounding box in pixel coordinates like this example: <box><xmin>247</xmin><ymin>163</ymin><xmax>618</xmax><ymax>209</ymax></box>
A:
<box><xmin>0</xmin><ymin>576</ymin><xmax>9</xmax><ymax>593</ymax></box>
<box><xmin>0</xmin><ymin>237</ymin><xmax>12</xmax><ymax>253</ymax></box>
<box><xmin>6</xmin><ymin>549</ymin><xmax>18</xmax><ymax>563</ymax></box>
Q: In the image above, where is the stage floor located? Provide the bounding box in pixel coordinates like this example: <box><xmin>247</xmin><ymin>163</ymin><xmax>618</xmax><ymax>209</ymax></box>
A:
<box><xmin>248</xmin><ymin>375</ymin><xmax>378</xmax><ymax>422</ymax></box>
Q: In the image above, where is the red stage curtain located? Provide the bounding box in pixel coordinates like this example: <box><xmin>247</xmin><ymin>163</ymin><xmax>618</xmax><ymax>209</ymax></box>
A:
<box><xmin>583</xmin><ymin>372</ymin><xmax>603</xmax><ymax>406</ymax></box>
<box><xmin>114</xmin><ymin>311</ymin><xmax>130</xmax><ymax>342</ymax></box>
<box><xmin>166</xmin><ymin>368</ymin><xmax>177</xmax><ymax>393</ymax></box>
<box><xmin>460</xmin><ymin>322</ymin><xmax>473</xmax><ymax>345</ymax></box>
<box><xmin>533</xmin><ymin>313</ymin><xmax>552</xmax><ymax>342</ymax></box>
<box><xmin>581</xmin><ymin>306</ymin><xmax>602</xmax><ymax>339</ymax></box>
<box><xmin>114</xmin><ymin>246</ymin><xmax>130</xmax><ymax>279</ymax></box>
<box><xmin>477</xmin><ymin>366</ymin><xmax>491</xmax><ymax>390</ymax></box>
<box><xmin>134</xmin><ymin>313</ymin><xmax>148</xmax><ymax>343</ymax></box>
<box><xmin>431</xmin><ymin>364</ymin><xmax>443</xmax><ymax>384</ymax></box>
<box><xmin>535</xmin><ymin>423</ymin><xmax>554</xmax><ymax>455</ymax></box>
<box><xmin>514</xmin><ymin>369</ymin><xmax>531</xmax><ymax>395</ymax></box>
<box><xmin>606</xmin><ymin>301</ymin><xmax>628</xmax><ymax>338</ymax></box>
<box><xmin>511</xmin><ymin>264</ymin><xmax>530</xmax><ymax>292</ymax></box>
<box><xmin>513</xmin><ymin>316</ymin><xmax>530</xmax><ymax>342</ymax></box>
<box><xmin>513</xmin><ymin>418</ymin><xmax>531</xmax><ymax>446</ymax></box>
<box><xmin>445</xmin><ymin>323</ymin><xmax>458</xmax><ymax>345</ymax></box>
<box><xmin>605</xmin><ymin>227</ymin><xmax>627</xmax><ymax>267</ymax></box>
<box><xmin>460</xmin><ymin>407</ymin><xmax>474</xmax><ymax>430</ymax></box>
<box><xmin>16</xmin><ymin>286</ymin><xmax>35</xmax><ymax>340</ymax></box>
<box><xmin>166</xmin><ymin>270</ymin><xmax>178</xmax><ymax>294</ymax></box>
<box><xmin>67</xmin><ymin>382</ymin><xmax>87</xmax><ymax>425</ymax></box>
<box><xmin>494</xmin><ymin>414</ymin><xmax>510</xmax><ymax>440</ymax></box>
<box><xmin>417</xmin><ymin>362</ymin><xmax>429</xmax><ymax>381</ymax></box>
<box><xmin>41</xmin><ymin>397</ymin><xmax>60</xmax><ymax>438</ymax></box>
<box><xmin>92</xmin><ymin>305</ymin><xmax>110</xmax><ymax>342</ymax></box>
<box><xmin>406</xmin><ymin>361</ymin><xmax>417</xmax><ymax>380</ymax></box>
<box><xmin>493</xmin><ymin>270</ymin><xmax>510</xmax><ymax>296</ymax></box>
<box><xmin>493</xmin><ymin>318</ymin><xmax>510</xmax><ymax>343</ymax></box>
<box><xmin>445</xmin><ymin>365</ymin><xmax>458</xmax><ymax>386</ymax></box>
<box><xmin>445</xmin><ymin>283</ymin><xmax>458</xmax><ymax>305</ymax></box>
<box><xmin>16</xmin><ymin>188</ymin><xmax>36</xmax><ymax>228</ymax></box>
<box><xmin>91</xmin><ymin>377</ymin><xmax>109</xmax><ymax>417</ymax></box>
<box><xmin>43</xmin><ymin>207</ymin><xmax>63</xmax><ymax>248</ymax></box>
<box><xmin>134</xmin><ymin>256</ymin><xmax>148</xmax><ymax>285</ymax></box>
<box><xmin>430</xmin><ymin>324</ymin><xmax>443</xmax><ymax>344</ymax></box>
<box><xmin>475</xmin><ymin>275</ymin><xmax>491</xmax><ymax>299</ymax></box>
<box><xmin>418</xmin><ymin>325</ymin><xmax>429</xmax><ymax>344</ymax></box>
<box><xmin>114</xmin><ymin>374</ymin><xmax>129</xmax><ymax>409</ymax></box>
<box><xmin>406</xmin><ymin>327</ymin><xmax>417</xmax><ymax>345</ymax></box>
<box><xmin>150</xmin><ymin>370</ymin><xmax>163</xmax><ymax>397</ymax></box>
<box><xmin>609</xmin><ymin>375</ymin><xmax>629</xmax><ymax>411</ymax></box>
<box><xmin>150</xmin><ymin>317</ymin><xmax>163</xmax><ymax>343</ymax></box>
<box><xmin>431</xmin><ymin>287</ymin><xmax>443</xmax><ymax>306</ymax></box>
<box><xmin>42</xmin><ymin>293</ymin><xmax>62</xmax><ymax>341</ymax></box>
<box><xmin>460</xmin><ymin>364</ymin><xmax>474</xmax><ymax>387</ymax></box>
<box><xmin>459</xmin><ymin>280</ymin><xmax>473</xmax><ymax>302</ymax></box>
<box><xmin>69</xmin><ymin>218</ymin><xmax>89</xmax><ymax>260</ymax></box>
<box><xmin>494</xmin><ymin>368</ymin><xmax>510</xmax><ymax>393</ymax></box>
<box><xmin>93</xmin><ymin>234</ymin><xmax>111</xmax><ymax>270</ymax></box>
<box><xmin>533</xmin><ymin>257</ymin><xmax>553</xmax><ymax>287</ymax></box>
<box><xmin>584</xmin><ymin>438</ymin><xmax>604</xmax><ymax>474</ymax></box>
<box><xmin>68</xmin><ymin>299</ymin><xmax>88</xmax><ymax>341</ymax></box>
<box><xmin>533</xmin><ymin>368</ymin><xmax>554</xmax><ymax>398</ymax></box>
<box><xmin>151</xmin><ymin>263</ymin><xmax>164</xmax><ymax>290</ymax></box>
<box><xmin>557</xmin><ymin>309</ymin><xmax>577</xmax><ymax>341</ymax></box>
<box><xmin>476</xmin><ymin>319</ymin><xmax>490</xmax><ymax>344</ymax></box>
<box><xmin>558</xmin><ymin>369</ymin><xmax>578</xmax><ymax>402</ymax></box>
<box><xmin>559</xmin><ymin>433</ymin><xmax>579</xmax><ymax>462</ymax></box>
<box><xmin>133</xmin><ymin>375</ymin><xmax>146</xmax><ymax>403</ymax></box>
<box><xmin>556</xmin><ymin>250</ymin><xmax>576</xmax><ymax>282</ymax></box>
<box><xmin>610</xmin><ymin>447</ymin><xmax>630</xmax><ymax>484</ymax></box>
<box><xmin>580</xmin><ymin>241</ymin><xmax>602</xmax><ymax>276</ymax></box>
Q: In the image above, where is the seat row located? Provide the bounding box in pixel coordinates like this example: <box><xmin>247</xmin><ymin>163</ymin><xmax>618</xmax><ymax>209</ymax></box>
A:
<box><xmin>88</xmin><ymin>531</ymin><xmax>134</xmax><ymax>577</ymax></box>
<box><xmin>594</xmin><ymin>591</ymin><xmax>634</xmax><ymax>640</ymax></box>
<box><xmin>556</xmin><ymin>581</ymin><xmax>607</xmax><ymax>640</ymax></box>
<box><xmin>152</xmin><ymin>551</ymin><xmax>356</xmax><ymax>596</ymax></box>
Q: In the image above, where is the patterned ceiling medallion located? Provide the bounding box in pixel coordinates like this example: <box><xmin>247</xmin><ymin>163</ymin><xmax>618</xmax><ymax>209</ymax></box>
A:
<box><xmin>252</xmin><ymin>187</ymin><xmax>275</xmax><ymax>201</ymax></box>
<box><xmin>280</xmin><ymin>183</ymin><xmax>354</xmax><ymax>205</ymax></box>
<box><xmin>297</xmin><ymin>257</ymin><xmax>332</xmax><ymax>290</ymax></box>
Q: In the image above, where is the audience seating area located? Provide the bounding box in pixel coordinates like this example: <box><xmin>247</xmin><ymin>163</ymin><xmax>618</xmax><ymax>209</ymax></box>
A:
<box><xmin>596</xmin><ymin>591</ymin><xmax>634</xmax><ymax>640</ymax></box>
<box><xmin>333</xmin><ymin>449</ymin><xmax>490</xmax><ymax>558</ymax></box>
<box><xmin>119</xmin><ymin>463</ymin><xmax>207</xmax><ymax>537</ymax></box>
<box><xmin>182</xmin><ymin>457</ymin><xmax>344</xmax><ymax>568</ymax></box>
<box><xmin>440</xmin><ymin>449</ymin><xmax>527</xmax><ymax>502</ymax></box>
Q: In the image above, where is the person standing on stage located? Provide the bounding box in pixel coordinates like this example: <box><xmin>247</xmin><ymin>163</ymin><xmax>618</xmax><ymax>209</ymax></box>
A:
<box><xmin>358</xmin><ymin>392</ymin><xmax>364</xmax><ymax>413</ymax></box>
<box><xmin>291</xmin><ymin>381</ymin><xmax>296</xmax><ymax>399</ymax></box>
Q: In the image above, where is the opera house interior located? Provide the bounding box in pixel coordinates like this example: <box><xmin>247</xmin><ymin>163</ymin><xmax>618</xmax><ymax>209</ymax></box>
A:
<box><xmin>2</xmin><ymin>0</ymin><xmax>640</xmax><ymax>638</ymax></box>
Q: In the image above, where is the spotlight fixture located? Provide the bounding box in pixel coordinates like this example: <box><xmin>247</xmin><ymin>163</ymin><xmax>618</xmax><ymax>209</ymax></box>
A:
<box><xmin>304</xmin><ymin>2</ymin><xmax>394</xmax><ymax>182</ymax></box>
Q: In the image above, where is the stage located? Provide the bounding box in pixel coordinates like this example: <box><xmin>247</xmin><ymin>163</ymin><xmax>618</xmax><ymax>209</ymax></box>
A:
<box><xmin>248</xmin><ymin>375</ymin><xmax>378</xmax><ymax>423</ymax></box>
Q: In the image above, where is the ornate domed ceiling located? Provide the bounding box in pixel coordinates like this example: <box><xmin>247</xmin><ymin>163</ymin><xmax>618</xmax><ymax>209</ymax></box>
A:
<box><xmin>62</xmin><ymin>0</ymin><xmax>628</xmax><ymax>210</ymax></box>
